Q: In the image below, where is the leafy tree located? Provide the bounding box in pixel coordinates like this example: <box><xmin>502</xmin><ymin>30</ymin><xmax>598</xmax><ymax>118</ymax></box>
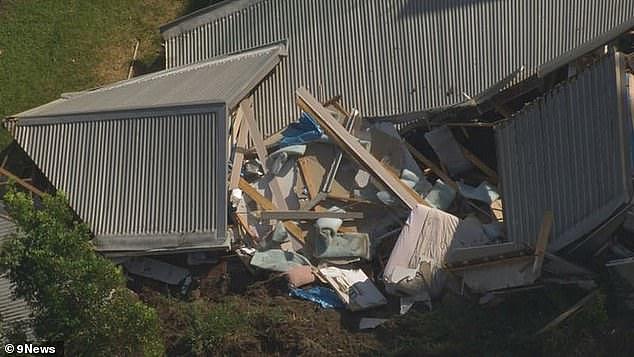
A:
<box><xmin>0</xmin><ymin>189</ymin><xmax>165</xmax><ymax>356</ymax></box>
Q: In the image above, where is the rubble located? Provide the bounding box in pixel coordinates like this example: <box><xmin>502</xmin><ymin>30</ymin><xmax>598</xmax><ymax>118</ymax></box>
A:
<box><xmin>219</xmin><ymin>48</ymin><xmax>634</xmax><ymax>317</ymax></box>
<box><xmin>3</xmin><ymin>7</ymin><xmax>633</xmax><ymax>331</ymax></box>
<box><xmin>226</xmin><ymin>87</ymin><xmax>526</xmax><ymax>311</ymax></box>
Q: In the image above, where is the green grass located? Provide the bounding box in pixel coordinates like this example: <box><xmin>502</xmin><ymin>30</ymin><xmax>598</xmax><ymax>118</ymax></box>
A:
<box><xmin>0</xmin><ymin>0</ymin><xmax>222</xmax><ymax>149</ymax></box>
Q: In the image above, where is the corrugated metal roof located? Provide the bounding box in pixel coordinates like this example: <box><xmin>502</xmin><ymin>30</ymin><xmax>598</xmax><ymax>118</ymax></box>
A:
<box><xmin>160</xmin><ymin>0</ymin><xmax>634</xmax><ymax>137</ymax></box>
<box><xmin>0</xmin><ymin>207</ymin><xmax>32</xmax><ymax>331</ymax></box>
<box><xmin>7</xmin><ymin>45</ymin><xmax>285</xmax><ymax>255</ymax></box>
<box><xmin>13</xmin><ymin>43</ymin><xmax>286</xmax><ymax>121</ymax></box>
<box><xmin>14</xmin><ymin>111</ymin><xmax>228</xmax><ymax>255</ymax></box>
<box><xmin>495</xmin><ymin>52</ymin><xmax>633</xmax><ymax>252</ymax></box>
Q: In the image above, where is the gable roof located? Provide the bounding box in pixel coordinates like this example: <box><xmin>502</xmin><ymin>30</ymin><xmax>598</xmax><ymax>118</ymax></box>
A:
<box><xmin>7</xmin><ymin>44</ymin><xmax>285</xmax><ymax>256</ymax></box>
<box><xmin>13</xmin><ymin>43</ymin><xmax>286</xmax><ymax>124</ymax></box>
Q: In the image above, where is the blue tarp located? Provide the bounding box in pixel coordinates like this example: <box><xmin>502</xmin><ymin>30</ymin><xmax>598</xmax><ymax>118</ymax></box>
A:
<box><xmin>279</xmin><ymin>112</ymin><xmax>324</xmax><ymax>147</ymax></box>
<box><xmin>289</xmin><ymin>286</ymin><xmax>345</xmax><ymax>309</ymax></box>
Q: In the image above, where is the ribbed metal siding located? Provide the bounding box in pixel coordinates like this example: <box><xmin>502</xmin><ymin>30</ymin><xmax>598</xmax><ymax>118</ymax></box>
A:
<box><xmin>164</xmin><ymin>0</ymin><xmax>634</xmax><ymax>137</ymax></box>
<box><xmin>13</xmin><ymin>113</ymin><xmax>222</xmax><ymax>239</ymax></box>
<box><xmin>0</xmin><ymin>274</ymin><xmax>30</xmax><ymax>328</ymax></box>
<box><xmin>0</xmin><ymin>214</ymin><xmax>31</xmax><ymax>330</ymax></box>
<box><xmin>496</xmin><ymin>54</ymin><xmax>632</xmax><ymax>251</ymax></box>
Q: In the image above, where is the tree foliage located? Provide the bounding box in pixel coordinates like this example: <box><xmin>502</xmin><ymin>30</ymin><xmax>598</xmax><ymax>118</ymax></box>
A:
<box><xmin>0</xmin><ymin>189</ymin><xmax>164</xmax><ymax>356</ymax></box>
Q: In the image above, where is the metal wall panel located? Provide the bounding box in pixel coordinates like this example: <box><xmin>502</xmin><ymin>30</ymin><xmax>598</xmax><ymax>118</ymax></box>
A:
<box><xmin>495</xmin><ymin>53</ymin><xmax>632</xmax><ymax>251</ymax></box>
<box><xmin>162</xmin><ymin>0</ymin><xmax>634</xmax><ymax>137</ymax></box>
<box><xmin>0</xmin><ymin>211</ymin><xmax>31</xmax><ymax>332</ymax></box>
<box><xmin>13</xmin><ymin>111</ymin><xmax>228</xmax><ymax>252</ymax></box>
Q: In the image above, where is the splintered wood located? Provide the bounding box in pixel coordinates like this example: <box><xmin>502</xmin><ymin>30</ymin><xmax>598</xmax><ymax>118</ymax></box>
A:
<box><xmin>296</xmin><ymin>87</ymin><xmax>425</xmax><ymax>210</ymax></box>
<box><xmin>239</xmin><ymin>97</ymin><xmax>288</xmax><ymax>210</ymax></box>
<box><xmin>238</xmin><ymin>177</ymin><xmax>306</xmax><ymax>244</ymax></box>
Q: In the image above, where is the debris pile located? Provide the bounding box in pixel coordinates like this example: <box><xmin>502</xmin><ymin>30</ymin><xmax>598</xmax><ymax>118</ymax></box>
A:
<box><xmin>224</xmin><ymin>87</ymin><xmax>553</xmax><ymax>317</ymax></box>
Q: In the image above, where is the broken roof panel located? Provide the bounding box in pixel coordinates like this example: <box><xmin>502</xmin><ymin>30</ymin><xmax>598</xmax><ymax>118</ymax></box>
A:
<box><xmin>160</xmin><ymin>0</ymin><xmax>634</xmax><ymax>137</ymax></box>
<box><xmin>7</xmin><ymin>45</ymin><xmax>286</xmax><ymax>256</ymax></box>
<box><xmin>495</xmin><ymin>52</ymin><xmax>633</xmax><ymax>252</ymax></box>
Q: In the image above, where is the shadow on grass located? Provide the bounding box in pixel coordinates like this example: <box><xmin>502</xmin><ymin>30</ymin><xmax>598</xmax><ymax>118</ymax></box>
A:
<box><xmin>369</xmin><ymin>286</ymin><xmax>634</xmax><ymax>357</ymax></box>
<box><xmin>183</xmin><ymin>0</ymin><xmax>225</xmax><ymax>16</ymax></box>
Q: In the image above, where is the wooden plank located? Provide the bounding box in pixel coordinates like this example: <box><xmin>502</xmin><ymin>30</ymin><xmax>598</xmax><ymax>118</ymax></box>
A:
<box><xmin>238</xmin><ymin>178</ymin><xmax>305</xmax><ymax>243</ymax></box>
<box><xmin>297</xmin><ymin>157</ymin><xmax>320</xmax><ymax>199</ymax></box>
<box><xmin>297</xmin><ymin>155</ymin><xmax>349</xmax><ymax>200</ymax></box>
<box><xmin>234</xmin><ymin>212</ymin><xmax>258</xmax><ymax>243</ymax></box>
<box><xmin>296</xmin><ymin>87</ymin><xmax>425</xmax><ymax>210</ymax></box>
<box><xmin>0</xmin><ymin>167</ymin><xmax>44</xmax><ymax>197</ymax></box>
<box><xmin>491</xmin><ymin>199</ymin><xmax>504</xmax><ymax>222</ymax></box>
<box><xmin>240</xmin><ymin>97</ymin><xmax>288</xmax><ymax>210</ymax></box>
<box><xmin>461</xmin><ymin>146</ymin><xmax>499</xmax><ymax>184</ymax></box>
<box><xmin>127</xmin><ymin>39</ymin><xmax>140</xmax><ymax>80</ymax></box>
<box><xmin>533</xmin><ymin>211</ymin><xmax>554</xmax><ymax>274</ymax></box>
<box><xmin>404</xmin><ymin>141</ymin><xmax>458</xmax><ymax>190</ymax></box>
<box><xmin>256</xmin><ymin>210</ymin><xmax>363</xmax><ymax>221</ymax></box>
<box><xmin>245</xmin><ymin>129</ymin><xmax>284</xmax><ymax>156</ymax></box>
<box><xmin>231</xmin><ymin>109</ymin><xmax>243</xmax><ymax>143</ymax></box>
<box><xmin>536</xmin><ymin>290</ymin><xmax>599</xmax><ymax>335</ymax></box>
<box><xmin>322</xmin><ymin>94</ymin><xmax>343</xmax><ymax>108</ymax></box>
<box><xmin>445</xmin><ymin>255</ymin><xmax>533</xmax><ymax>272</ymax></box>
<box><xmin>229</xmin><ymin>109</ymin><xmax>249</xmax><ymax>190</ymax></box>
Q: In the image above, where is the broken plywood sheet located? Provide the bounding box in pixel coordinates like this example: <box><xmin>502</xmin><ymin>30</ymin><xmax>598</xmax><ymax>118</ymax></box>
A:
<box><xmin>369</xmin><ymin>122</ymin><xmax>430</xmax><ymax>192</ymax></box>
<box><xmin>298</xmin><ymin>142</ymin><xmax>356</xmax><ymax>199</ymax></box>
<box><xmin>458</xmin><ymin>257</ymin><xmax>537</xmax><ymax>293</ymax></box>
<box><xmin>424</xmin><ymin>126</ymin><xmax>473</xmax><ymax>176</ymax></box>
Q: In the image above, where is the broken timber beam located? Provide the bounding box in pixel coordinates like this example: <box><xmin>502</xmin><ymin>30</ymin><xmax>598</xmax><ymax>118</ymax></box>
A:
<box><xmin>0</xmin><ymin>167</ymin><xmax>45</xmax><ymax>197</ymax></box>
<box><xmin>238</xmin><ymin>178</ymin><xmax>305</xmax><ymax>243</ymax></box>
<box><xmin>240</xmin><ymin>97</ymin><xmax>288</xmax><ymax>210</ymax></box>
<box><xmin>296</xmin><ymin>87</ymin><xmax>425</xmax><ymax>210</ymax></box>
<box><xmin>234</xmin><ymin>212</ymin><xmax>258</xmax><ymax>243</ymax></box>
<box><xmin>404</xmin><ymin>141</ymin><xmax>458</xmax><ymax>190</ymax></box>
<box><xmin>229</xmin><ymin>107</ymin><xmax>249</xmax><ymax>190</ymax></box>
<box><xmin>461</xmin><ymin>146</ymin><xmax>499</xmax><ymax>184</ymax></box>
<box><xmin>536</xmin><ymin>290</ymin><xmax>599</xmax><ymax>335</ymax></box>
<box><xmin>255</xmin><ymin>210</ymin><xmax>363</xmax><ymax>221</ymax></box>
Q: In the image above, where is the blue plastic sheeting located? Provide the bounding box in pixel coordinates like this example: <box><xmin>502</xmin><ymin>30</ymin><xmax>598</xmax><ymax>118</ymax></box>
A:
<box><xmin>279</xmin><ymin>113</ymin><xmax>324</xmax><ymax>147</ymax></box>
<box><xmin>289</xmin><ymin>286</ymin><xmax>345</xmax><ymax>309</ymax></box>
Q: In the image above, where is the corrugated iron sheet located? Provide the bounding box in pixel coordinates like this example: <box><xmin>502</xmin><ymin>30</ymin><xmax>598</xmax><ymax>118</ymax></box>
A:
<box><xmin>0</xmin><ymin>208</ymin><xmax>31</xmax><ymax>331</ymax></box>
<box><xmin>495</xmin><ymin>53</ymin><xmax>632</xmax><ymax>251</ymax></box>
<box><xmin>161</xmin><ymin>0</ymin><xmax>634</xmax><ymax>137</ymax></box>
<box><xmin>13</xmin><ymin>110</ymin><xmax>228</xmax><ymax>254</ymax></box>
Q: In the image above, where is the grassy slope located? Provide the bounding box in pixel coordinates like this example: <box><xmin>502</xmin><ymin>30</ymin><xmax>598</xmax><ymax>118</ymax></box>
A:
<box><xmin>0</xmin><ymin>0</ymin><xmax>209</xmax><ymax>148</ymax></box>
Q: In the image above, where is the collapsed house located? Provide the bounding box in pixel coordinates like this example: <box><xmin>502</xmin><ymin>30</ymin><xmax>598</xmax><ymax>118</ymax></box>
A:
<box><xmin>1</xmin><ymin>0</ymin><xmax>634</xmax><ymax>318</ymax></box>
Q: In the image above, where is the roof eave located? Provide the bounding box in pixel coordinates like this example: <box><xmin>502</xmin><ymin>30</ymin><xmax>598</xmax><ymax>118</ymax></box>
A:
<box><xmin>160</xmin><ymin>0</ymin><xmax>265</xmax><ymax>40</ymax></box>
